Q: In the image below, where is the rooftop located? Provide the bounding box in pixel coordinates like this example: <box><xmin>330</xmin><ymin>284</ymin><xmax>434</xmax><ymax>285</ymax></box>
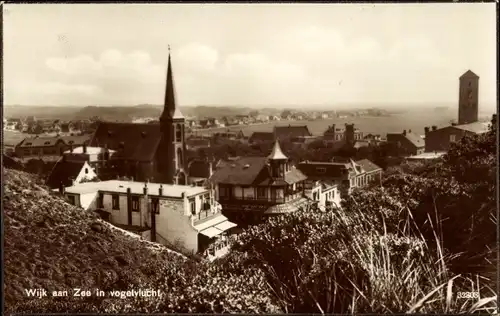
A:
<box><xmin>453</xmin><ymin>121</ymin><xmax>490</xmax><ymax>134</ymax></box>
<box><xmin>64</xmin><ymin>180</ymin><xmax>207</xmax><ymax>197</ymax></box>
<box><xmin>64</xmin><ymin>146</ymin><xmax>116</xmax><ymax>155</ymax></box>
<box><xmin>407</xmin><ymin>152</ymin><xmax>446</xmax><ymax>160</ymax></box>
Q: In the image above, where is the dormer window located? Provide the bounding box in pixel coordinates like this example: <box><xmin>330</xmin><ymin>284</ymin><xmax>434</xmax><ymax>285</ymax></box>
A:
<box><xmin>68</xmin><ymin>140</ymin><xmax>74</xmax><ymax>144</ymax></box>
<box><xmin>44</xmin><ymin>141</ymin><xmax>51</xmax><ymax>145</ymax></box>
<box><xmin>25</xmin><ymin>142</ymin><xmax>32</xmax><ymax>146</ymax></box>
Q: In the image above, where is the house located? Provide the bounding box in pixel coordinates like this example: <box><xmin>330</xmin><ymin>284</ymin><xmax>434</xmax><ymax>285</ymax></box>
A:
<box><xmin>386</xmin><ymin>130</ymin><xmax>425</xmax><ymax>156</ymax></box>
<box><xmin>222</xmin><ymin>116</ymin><xmax>239</xmax><ymax>126</ymax></box>
<box><xmin>60</xmin><ymin>123</ymin><xmax>70</xmax><ymax>133</ymax></box>
<box><xmin>297</xmin><ymin>158</ymin><xmax>382</xmax><ymax>196</ymax></box>
<box><xmin>46</xmin><ymin>158</ymin><xmax>97</xmax><ymax>189</ymax></box>
<box><xmin>60</xmin><ymin>180</ymin><xmax>237</xmax><ymax>260</ymax></box>
<box><xmin>186</xmin><ymin>137</ymin><xmax>211</xmax><ymax>150</ymax></box>
<box><xmin>210</xmin><ymin>141</ymin><xmax>311</xmax><ymax>227</ymax></box>
<box><xmin>248</xmin><ymin>131</ymin><xmax>275</xmax><ymax>144</ymax></box>
<box><xmin>88</xmin><ymin>50</ymin><xmax>189</xmax><ymax>185</ymax></box>
<box><xmin>323</xmin><ymin>123</ymin><xmax>364</xmax><ymax>143</ymax></box>
<box><xmin>62</xmin><ymin>144</ymin><xmax>117</xmax><ymax>179</ymax></box>
<box><xmin>274</xmin><ymin>125</ymin><xmax>312</xmax><ymax>140</ymax></box>
<box><xmin>15</xmin><ymin>136</ymin><xmax>67</xmax><ymax>158</ymax></box>
<box><xmin>268</xmin><ymin>115</ymin><xmax>280</xmax><ymax>121</ymax></box>
<box><xmin>424</xmin><ymin>122</ymin><xmax>490</xmax><ymax>152</ymax></box>
<box><xmin>289</xmin><ymin>136</ymin><xmax>319</xmax><ymax>149</ymax></box>
<box><xmin>60</xmin><ymin>135</ymin><xmax>91</xmax><ymax>148</ymax></box>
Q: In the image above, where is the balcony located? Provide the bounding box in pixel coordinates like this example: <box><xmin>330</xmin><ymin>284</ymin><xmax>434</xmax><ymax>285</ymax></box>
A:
<box><xmin>204</xmin><ymin>237</ymin><xmax>231</xmax><ymax>262</ymax></box>
<box><xmin>193</xmin><ymin>201</ymin><xmax>223</xmax><ymax>224</ymax></box>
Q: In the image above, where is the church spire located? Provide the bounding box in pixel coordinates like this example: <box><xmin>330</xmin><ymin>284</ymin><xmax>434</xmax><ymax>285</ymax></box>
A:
<box><xmin>161</xmin><ymin>45</ymin><xmax>184</xmax><ymax>120</ymax></box>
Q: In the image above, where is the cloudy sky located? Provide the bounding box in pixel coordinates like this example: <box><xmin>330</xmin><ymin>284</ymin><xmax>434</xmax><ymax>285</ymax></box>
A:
<box><xmin>3</xmin><ymin>3</ymin><xmax>497</xmax><ymax>109</ymax></box>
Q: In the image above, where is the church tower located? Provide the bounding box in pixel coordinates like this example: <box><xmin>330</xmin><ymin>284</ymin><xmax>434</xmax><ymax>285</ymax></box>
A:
<box><xmin>156</xmin><ymin>47</ymin><xmax>187</xmax><ymax>185</ymax></box>
<box><xmin>458</xmin><ymin>70</ymin><xmax>479</xmax><ymax>125</ymax></box>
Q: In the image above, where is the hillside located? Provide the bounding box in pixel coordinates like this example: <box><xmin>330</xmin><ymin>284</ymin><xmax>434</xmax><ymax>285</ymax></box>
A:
<box><xmin>4</xmin><ymin>104</ymin><xmax>261</xmax><ymax>121</ymax></box>
<box><xmin>3</xmin><ymin>169</ymin><xmax>185</xmax><ymax>310</ymax></box>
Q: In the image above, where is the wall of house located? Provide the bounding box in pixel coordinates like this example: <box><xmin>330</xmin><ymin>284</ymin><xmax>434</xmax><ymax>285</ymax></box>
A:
<box><xmin>80</xmin><ymin>192</ymin><xmax>98</xmax><ymax>210</ymax></box>
<box><xmin>75</xmin><ymin>162</ymin><xmax>98</xmax><ymax>184</ymax></box>
<box><xmin>102</xmin><ymin>194</ymin><xmax>129</xmax><ymax>225</ymax></box>
<box><xmin>98</xmin><ymin>190</ymin><xmax>203</xmax><ymax>253</ymax></box>
<box><xmin>323</xmin><ymin>186</ymin><xmax>341</xmax><ymax>209</ymax></box>
<box><xmin>425</xmin><ymin>127</ymin><xmax>471</xmax><ymax>152</ymax></box>
<box><xmin>156</xmin><ymin>199</ymin><xmax>199</xmax><ymax>254</ymax></box>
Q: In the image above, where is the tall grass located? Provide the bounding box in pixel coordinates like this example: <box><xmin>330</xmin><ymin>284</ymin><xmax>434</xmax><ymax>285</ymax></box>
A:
<box><xmin>231</xmin><ymin>196</ymin><xmax>498</xmax><ymax>314</ymax></box>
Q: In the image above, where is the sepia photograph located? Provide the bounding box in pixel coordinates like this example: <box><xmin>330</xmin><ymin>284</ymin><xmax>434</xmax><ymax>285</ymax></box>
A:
<box><xmin>2</xmin><ymin>2</ymin><xmax>498</xmax><ymax>314</ymax></box>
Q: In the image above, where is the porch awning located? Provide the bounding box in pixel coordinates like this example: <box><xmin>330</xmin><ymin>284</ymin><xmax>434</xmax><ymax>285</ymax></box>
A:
<box><xmin>215</xmin><ymin>221</ymin><xmax>237</xmax><ymax>232</ymax></box>
<box><xmin>199</xmin><ymin>227</ymin><xmax>223</xmax><ymax>238</ymax></box>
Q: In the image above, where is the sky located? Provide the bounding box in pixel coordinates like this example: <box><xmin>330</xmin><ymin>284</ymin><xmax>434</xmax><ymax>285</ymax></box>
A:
<box><xmin>3</xmin><ymin>3</ymin><xmax>497</xmax><ymax>109</ymax></box>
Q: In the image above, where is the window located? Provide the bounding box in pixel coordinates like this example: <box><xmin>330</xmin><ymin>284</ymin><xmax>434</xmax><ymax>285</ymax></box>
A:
<box><xmin>67</xmin><ymin>195</ymin><xmax>76</xmax><ymax>205</ymax></box>
<box><xmin>98</xmin><ymin>193</ymin><xmax>104</xmax><ymax>208</ymax></box>
<box><xmin>450</xmin><ymin>135</ymin><xmax>456</xmax><ymax>143</ymax></box>
<box><xmin>190</xmin><ymin>199</ymin><xmax>196</xmax><ymax>215</ymax></box>
<box><xmin>85</xmin><ymin>168</ymin><xmax>89</xmax><ymax>174</ymax></box>
<box><xmin>316</xmin><ymin>167</ymin><xmax>326</xmax><ymax>174</ymax></box>
<box><xmin>256</xmin><ymin>187</ymin><xmax>267</xmax><ymax>199</ymax></box>
<box><xmin>112</xmin><ymin>194</ymin><xmax>120</xmax><ymax>210</ymax></box>
<box><xmin>177</xmin><ymin>148</ymin><xmax>183</xmax><ymax>167</ymax></box>
<box><xmin>24</xmin><ymin>149</ymin><xmax>31</xmax><ymax>155</ymax></box>
<box><xmin>219</xmin><ymin>185</ymin><xmax>231</xmax><ymax>198</ymax></box>
<box><xmin>132</xmin><ymin>196</ymin><xmax>140</xmax><ymax>212</ymax></box>
<box><xmin>468</xmin><ymin>81</ymin><xmax>472</xmax><ymax>87</ymax></box>
<box><xmin>176</xmin><ymin>125</ymin><xmax>182</xmax><ymax>142</ymax></box>
<box><xmin>152</xmin><ymin>198</ymin><xmax>159</xmax><ymax>214</ymax></box>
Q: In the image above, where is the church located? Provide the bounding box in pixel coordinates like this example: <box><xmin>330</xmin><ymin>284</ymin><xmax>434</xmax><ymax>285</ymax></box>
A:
<box><xmin>89</xmin><ymin>50</ymin><xmax>188</xmax><ymax>184</ymax></box>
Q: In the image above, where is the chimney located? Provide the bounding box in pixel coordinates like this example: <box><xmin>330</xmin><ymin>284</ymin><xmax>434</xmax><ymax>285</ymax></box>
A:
<box><xmin>451</xmin><ymin>122</ymin><xmax>457</xmax><ymax>126</ymax></box>
<box><xmin>70</xmin><ymin>144</ymin><xmax>73</xmax><ymax>153</ymax></box>
<box><xmin>424</xmin><ymin>127</ymin><xmax>430</xmax><ymax>135</ymax></box>
<box><xmin>127</xmin><ymin>188</ymin><xmax>132</xmax><ymax>225</ymax></box>
<box><xmin>402</xmin><ymin>130</ymin><xmax>407</xmax><ymax>136</ymax></box>
<box><xmin>432</xmin><ymin>125</ymin><xmax>437</xmax><ymax>131</ymax></box>
<box><xmin>159</xmin><ymin>184</ymin><xmax>163</xmax><ymax>196</ymax></box>
<box><xmin>408</xmin><ymin>129</ymin><xmax>412</xmax><ymax>133</ymax></box>
<box><xmin>83</xmin><ymin>143</ymin><xmax>87</xmax><ymax>154</ymax></box>
<box><xmin>143</xmin><ymin>182</ymin><xmax>148</xmax><ymax>195</ymax></box>
<box><xmin>58</xmin><ymin>181</ymin><xmax>65</xmax><ymax>194</ymax></box>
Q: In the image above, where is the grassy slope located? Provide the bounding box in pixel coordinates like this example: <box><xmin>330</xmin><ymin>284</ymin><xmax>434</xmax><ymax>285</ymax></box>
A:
<box><xmin>3</xmin><ymin>169</ymin><xmax>185</xmax><ymax>310</ymax></box>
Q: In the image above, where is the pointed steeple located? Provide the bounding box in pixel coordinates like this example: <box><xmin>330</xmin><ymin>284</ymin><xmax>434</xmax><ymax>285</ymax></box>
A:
<box><xmin>161</xmin><ymin>46</ymin><xmax>184</xmax><ymax>121</ymax></box>
<box><xmin>268</xmin><ymin>140</ymin><xmax>288</xmax><ymax>160</ymax></box>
